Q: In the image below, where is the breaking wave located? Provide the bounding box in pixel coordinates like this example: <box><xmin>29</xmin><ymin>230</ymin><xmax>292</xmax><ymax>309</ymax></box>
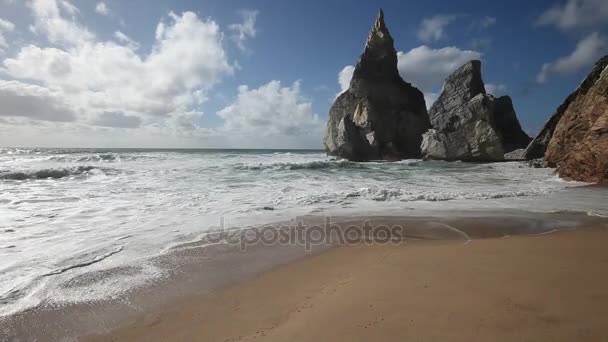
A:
<box><xmin>234</xmin><ymin>159</ymin><xmax>419</xmax><ymax>171</ymax></box>
<box><xmin>0</xmin><ymin>166</ymin><xmax>107</xmax><ymax>180</ymax></box>
<box><xmin>300</xmin><ymin>186</ymin><xmax>559</xmax><ymax>204</ymax></box>
<box><xmin>47</xmin><ymin>153</ymin><xmax>143</xmax><ymax>163</ymax></box>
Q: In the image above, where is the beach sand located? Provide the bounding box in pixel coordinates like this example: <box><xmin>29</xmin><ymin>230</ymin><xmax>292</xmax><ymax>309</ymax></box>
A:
<box><xmin>86</xmin><ymin>227</ymin><xmax>608</xmax><ymax>342</ymax></box>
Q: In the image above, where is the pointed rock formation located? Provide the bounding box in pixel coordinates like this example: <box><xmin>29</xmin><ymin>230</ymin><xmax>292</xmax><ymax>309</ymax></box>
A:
<box><xmin>324</xmin><ymin>9</ymin><xmax>429</xmax><ymax>161</ymax></box>
<box><xmin>528</xmin><ymin>55</ymin><xmax>608</xmax><ymax>183</ymax></box>
<box><xmin>421</xmin><ymin>60</ymin><xmax>530</xmax><ymax>161</ymax></box>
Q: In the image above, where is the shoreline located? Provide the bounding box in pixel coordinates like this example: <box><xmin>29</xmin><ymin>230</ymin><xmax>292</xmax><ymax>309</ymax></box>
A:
<box><xmin>1</xmin><ymin>211</ymin><xmax>608</xmax><ymax>341</ymax></box>
<box><xmin>87</xmin><ymin>227</ymin><xmax>608</xmax><ymax>342</ymax></box>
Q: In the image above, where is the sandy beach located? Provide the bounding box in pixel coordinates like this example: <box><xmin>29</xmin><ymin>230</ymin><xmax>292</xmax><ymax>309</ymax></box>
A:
<box><xmin>84</xmin><ymin>226</ymin><xmax>608</xmax><ymax>342</ymax></box>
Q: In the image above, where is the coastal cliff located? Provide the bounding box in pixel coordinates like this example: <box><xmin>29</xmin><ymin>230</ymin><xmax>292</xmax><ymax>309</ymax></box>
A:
<box><xmin>533</xmin><ymin>56</ymin><xmax>608</xmax><ymax>183</ymax></box>
<box><xmin>324</xmin><ymin>10</ymin><xmax>429</xmax><ymax>161</ymax></box>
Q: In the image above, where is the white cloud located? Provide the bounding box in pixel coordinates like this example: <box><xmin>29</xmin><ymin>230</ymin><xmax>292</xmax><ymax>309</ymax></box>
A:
<box><xmin>417</xmin><ymin>15</ymin><xmax>456</xmax><ymax>42</ymax></box>
<box><xmin>114</xmin><ymin>31</ymin><xmax>139</xmax><ymax>49</ymax></box>
<box><xmin>423</xmin><ymin>92</ymin><xmax>439</xmax><ymax>109</ymax></box>
<box><xmin>229</xmin><ymin>10</ymin><xmax>258</xmax><ymax>51</ymax></box>
<box><xmin>3</xmin><ymin>7</ymin><xmax>234</xmax><ymax>125</ymax></box>
<box><xmin>27</xmin><ymin>0</ymin><xmax>95</xmax><ymax>46</ymax></box>
<box><xmin>537</xmin><ymin>32</ymin><xmax>607</xmax><ymax>83</ymax></box>
<box><xmin>217</xmin><ymin>80</ymin><xmax>322</xmax><ymax>146</ymax></box>
<box><xmin>485</xmin><ymin>83</ymin><xmax>507</xmax><ymax>96</ymax></box>
<box><xmin>0</xmin><ymin>18</ymin><xmax>15</xmax><ymax>51</ymax></box>
<box><xmin>536</xmin><ymin>0</ymin><xmax>608</xmax><ymax>31</ymax></box>
<box><xmin>397</xmin><ymin>45</ymin><xmax>482</xmax><ymax>91</ymax></box>
<box><xmin>95</xmin><ymin>2</ymin><xmax>109</xmax><ymax>16</ymax></box>
<box><xmin>337</xmin><ymin>65</ymin><xmax>354</xmax><ymax>94</ymax></box>
<box><xmin>0</xmin><ymin>80</ymin><xmax>77</xmax><ymax>122</ymax></box>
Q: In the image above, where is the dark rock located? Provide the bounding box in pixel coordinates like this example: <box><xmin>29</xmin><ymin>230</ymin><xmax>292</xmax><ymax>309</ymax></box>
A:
<box><xmin>422</xmin><ymin>61</ymin><xmax>503</xmax><ymax>161</ymax></box>
<box><xmin>324</xmin><ymin>9</ymin><xmax>429</xmax><ymax>161</ymax></box>
<box><xmin>526</xmin><ymin>158</ymin><xmax>554</xmax><ymax>169</ymax></box>
<box><xmin>504</xmin><ymin>148</ymin><xmax>526</xmax><ymax>161</ymax></box>
<box><xmin>493</xmin><ymin>96</ymin><xmax>532</xmax><ymax>153</ymax></box>
<box><xmin>524</xmin><ymin>56</ymin><xmax>608</xmax><ymax>161</ymax></box>
<box><xmin>422</xmin><ymin>94</ymin><xmax>504</xmax><ymax>161</ymax></box>
<box><xmin>422</xmin><ymin>60</ymin><xmax>530</xmax><ymax>161</ymax></box>
<box><xmin>543</xmin><ymin>56</ymin><xmax>608</xmax><ymax>183</ymax></box>
<box><xmin>428</xmin><ymin>60</ymin><xmax>486</xmax><ymax>130</ymax></box>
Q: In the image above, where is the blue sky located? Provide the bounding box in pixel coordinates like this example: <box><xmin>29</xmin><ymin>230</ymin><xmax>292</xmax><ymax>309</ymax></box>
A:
<box><xmin>0</xmin><ymin>0</ymin><xmax>606</xmax><ymax>148</ymax></box>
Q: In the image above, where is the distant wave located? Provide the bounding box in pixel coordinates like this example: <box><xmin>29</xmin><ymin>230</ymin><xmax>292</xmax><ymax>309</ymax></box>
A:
<box><xmin>0</xmin><ymin>166</ymin><xmax>105</xmax><ymax>180</ymax></box>
<box><xmin>48</xmin><ymin>153</ymin><xmax>143</xmax><ymax>163</ymax></box>
<box><xmin>234</xmin><ymin>160</ymin><xmax>359</xmax><ymax>170</ymax></box>
<box><xmin>234</xmin><ymin>159</ymin><xmax>419</xmax><ymax>171</ymax></box>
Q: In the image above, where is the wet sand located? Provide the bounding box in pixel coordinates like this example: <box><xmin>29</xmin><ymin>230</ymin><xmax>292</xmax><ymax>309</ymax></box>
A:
<box><xmin>85</xmin><ymin>227</ymin><xmax>608</xmax><ymax>342</ymax></box>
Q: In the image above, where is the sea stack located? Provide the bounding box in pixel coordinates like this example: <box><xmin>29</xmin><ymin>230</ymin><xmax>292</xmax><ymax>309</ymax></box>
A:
<box><xmin>324</xmin><ymin>9</ymin><xmax>429</xmax><ymax>161</ymax></box>
<box><xmin>421</xmin><ymin>60</ymin><xmax>530</xmax><ymax>161</ymax></box>
<box><xmin>526</xmin><ymin>55</ymin><xmax>608</xmax><ymax>183</ymax></box>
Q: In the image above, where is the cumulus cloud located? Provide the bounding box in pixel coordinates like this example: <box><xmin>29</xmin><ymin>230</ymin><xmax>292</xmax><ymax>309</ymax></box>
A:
<box><xmin>229</xmin><ymin>10</ymin><xmax>258</xmax><ymax>51</ymax></box>
<box><xmin>423</xmin><ymin>92</ymin><xmax>439</xmax><ymax>109</ymax></box>
<box><xmin>485</xmin><ymin>83</ymin><xmax>507</xmax><ymax>96</ymax></box>
<box><xmin>95</xmin><ymin>2</ymin><xmax>109</xmax><ymax>16</ymax></box>
<box><xmin>27</xmin><ymin>0</ymin><xmax>95</xmax><ymax>46</ymax></box>
<box><xmin>337</xmin><ymin>65</ymin><xmax>354</xmax><ymax>94</ymax></box>
<box><xmin>0</xmin><ymin>80</ymin><xmax>77</xmax><ymax>122</ymax></box>
<box><xmin>417</xmin><ymin>15</ymin><xmax>456</xmax><ymax>42</ymax></box>
<box><xmin>217</xmin><ymin>80</ymin><xmax>322</xmax><ymax>143</ymax></box>
<box><xmin>114</xmin><ymin>31</ymin><xmax>139</xmax><ymax>49</ymax></box>
<box><xmin>537</xmin><ymin>32</ymin><xmax>606</xmax><ymax>83</ymax></box>
<box><xmin>536</xmin><ymin>0</ymin><xmax>608</xmax><ymax>31</ymax></box>
<box><xmin>397</xmin><ymin>45</ymin><xmax>482</xmax><ymax>91</ymax></box>
<box><xmin>0</xmin><ymin>18</ymin><xmax>15</xmax><ymax>51</ymax></box>
<box><xmin>3</xmin><ymin>5</ymin><xmax>233</xmax><ymax>125</ymax></box>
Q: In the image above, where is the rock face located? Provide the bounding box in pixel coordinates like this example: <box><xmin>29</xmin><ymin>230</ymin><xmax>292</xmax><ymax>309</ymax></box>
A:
<box><xmin>422</xmin><ymin>60</ymin><xmax>530</xmax><ymax>161</ymax></box>
<box><xmin>540</xmin><ymin>56</ymin><xmax>608</xmax><ymax>183</ymax></box>
<box><xmin>324</xmin><ymin>10</ymin><xmax>429</xmax><ymax>161</ymax></box>
<box><xmin>493</xmin><ymin>96</ymin><xmax>532</xmax><ymax>152</ymax></box>
<box><xmin>524</xmin><ymin>56</ymin><xmax>608</xmax><ymax>162</ymax></box>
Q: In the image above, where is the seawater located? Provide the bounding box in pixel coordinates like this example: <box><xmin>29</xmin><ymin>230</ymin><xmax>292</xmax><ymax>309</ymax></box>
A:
<box><xmin>0</xmin><ymin>147</ymin><xmax>607</xmax><ymax>316</ymax></box>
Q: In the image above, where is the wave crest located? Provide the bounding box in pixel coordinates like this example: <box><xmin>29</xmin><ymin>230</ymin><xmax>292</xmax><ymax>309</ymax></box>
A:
<box><xmin>0</xmin><ymin>166</ymin><xmax>106</xmax><ymax>180</ymax></box>
<box><xmin>234</xmin><ymin>160</ymin><xmax>364</xmax><ymax>171</ymax></box>
<box><xmin>48</xmin><ymin>153</ymin><xmax>142</xmax><ymax>163</ymax></box>
<box><xmin>301</xmin><ymin>187</ymin><xmax>556</xmax><ymax>203</ymax></box>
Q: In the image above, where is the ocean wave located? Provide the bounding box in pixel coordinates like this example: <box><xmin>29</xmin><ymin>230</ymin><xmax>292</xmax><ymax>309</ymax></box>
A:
<box><xmin>234</xmin><ymin>160</ymin><xmax>364</xmax><ymax>171</ymax></box>
<box><xmin>43</xmin><ymin>246</ymin><xmax>124</xmax><ymax>277</ymax></box>
<box><xmin>0</xmin><ymin>166</ymin><xmax>107</xmax><ymax>180</ymax></box>
<box><xmin>300</xmin><ymin>187</ymin><xmax>557</xmax><ymax>204</ymax></box>
<box><xmin>234</xmin><ymin>159</ymin><xmax>420</xmax><ymax>171</ymax></box>
<box><xmin>48</xmin><ymin>153</ymin><xmax>142</xmax><ymax>163</ymax></box>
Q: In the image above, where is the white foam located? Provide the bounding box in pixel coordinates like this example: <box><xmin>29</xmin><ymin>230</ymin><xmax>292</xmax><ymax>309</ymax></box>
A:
<box><xmin>0</xmin><ymin>148</ymin><xmax>606</xmax><ymax>317</ymax></box>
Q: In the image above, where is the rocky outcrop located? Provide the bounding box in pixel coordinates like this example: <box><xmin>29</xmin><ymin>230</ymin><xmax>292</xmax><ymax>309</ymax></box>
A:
<box><xmin>324</xmin><ymin>10</ymin><xmax>429</xmax><ymax>161</ymax></box>
<box><xmin>494</xmin><ymin>96</ymin><xmax>532</xmax><ymax>152</ymax></box>
<box><xmin>422</xmin><ymin>60</ymin><xmax>530</xmax><ymax>161</ymax></box>
<box><xmin>542</xmin><ymin>56</ymin><xmax>608</xmax><ymax>183</ymax></box>
<box><xmin>524</xmin><ymin>56</ymin><xmax>608</xmax><ymax>162</ymax></box>
<box><xmin>504</xmin><ymin>148</ymin><xmax>526</xmax><ymax>161</ymax></box>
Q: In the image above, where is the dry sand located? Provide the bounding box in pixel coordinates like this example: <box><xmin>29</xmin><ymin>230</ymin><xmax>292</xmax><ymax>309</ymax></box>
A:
<box><xmin>86</xmin><ymin>228</ymin><xmax>608</xmax><ymax>342</ymax></box>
